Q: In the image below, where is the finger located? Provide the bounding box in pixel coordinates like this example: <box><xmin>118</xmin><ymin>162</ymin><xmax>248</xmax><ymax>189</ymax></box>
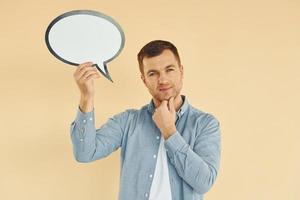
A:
<box><xmin>79</xmin><ymin>62</ymin><xmax>93</xmax><ymax>69</ymax></box>
<box><xmin>79</xmin><ymin>70</ymin><xmax>99</xmax><ymax>82</ymax></box>
<box><xmin>85</xmin><ymin>73</ymin><xmax>101</xmax><ymax>82</ymax></box>
<box><xmin>74</xmin><ymin>62</ymin><xmax>93</xmax><ymax>78</ymax></box>
<box><xmin>76</xmin><ymin>67</ymin><xmax>98</xmax><ymax>80</ymax></box>
<box><xmin>77</xmin><ymin>62</ymin><xmax>94</xmax><ymax>74</ymax></box>
<box><xmin>168</xmin><ymin>97</ymin><xmax>175</xmax><ymax>113</ymax></box>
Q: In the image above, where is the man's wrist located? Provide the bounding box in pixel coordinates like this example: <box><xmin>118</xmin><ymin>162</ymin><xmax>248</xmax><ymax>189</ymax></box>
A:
<box><xmin>162</xmin><ymin>126</ymin><xmax>177</xmax><ymax>139</ymax></box>
<box><xmin>79</xmin><ymin>96</ymin><xmax>94</xmax><ymax>113</ymax></box>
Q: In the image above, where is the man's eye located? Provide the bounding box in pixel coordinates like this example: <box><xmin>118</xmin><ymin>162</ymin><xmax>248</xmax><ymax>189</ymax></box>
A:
<box><xmin>167</xmin><ymin>68</ymin><xmax>174</xmax><ymax>72</ymax></box>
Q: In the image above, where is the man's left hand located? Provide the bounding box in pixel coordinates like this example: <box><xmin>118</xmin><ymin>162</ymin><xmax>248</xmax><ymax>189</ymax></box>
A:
<box><xmin>152</xmin><ymin>97</ymin><xmax>177</xmax><ymax>139</ymax></box>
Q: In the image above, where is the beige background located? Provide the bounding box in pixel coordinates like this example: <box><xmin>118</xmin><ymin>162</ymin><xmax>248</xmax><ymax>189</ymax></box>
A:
<box><xmin>1</xmin><ymin>0</ymin><xmax>299</xmax><ymax>199</ymax></box>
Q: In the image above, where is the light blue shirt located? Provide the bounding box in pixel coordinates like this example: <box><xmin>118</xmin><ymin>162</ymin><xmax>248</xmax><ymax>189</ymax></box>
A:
<box><xmin>70</xmin><ymin>95</ymin><xmax>221</xmax><ymax>200</ymax></box>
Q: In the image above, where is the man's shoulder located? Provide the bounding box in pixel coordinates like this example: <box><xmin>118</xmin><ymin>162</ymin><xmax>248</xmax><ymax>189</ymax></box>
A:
<box><xmin>116</xmin><ymin>104</ymin><xmax>149</xmax><ymax>118</ymax></box>
<box><xmin>188</xmin><ymin>104</ymin><xmax>220</xmax><ymax>125</ymax></box>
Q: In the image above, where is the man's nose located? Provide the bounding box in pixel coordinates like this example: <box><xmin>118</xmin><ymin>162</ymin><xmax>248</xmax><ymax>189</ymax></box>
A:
<box><xmin>158</xmin><ymin>73</ymin><xmax>168</xmax><ymax>84</ymax></box>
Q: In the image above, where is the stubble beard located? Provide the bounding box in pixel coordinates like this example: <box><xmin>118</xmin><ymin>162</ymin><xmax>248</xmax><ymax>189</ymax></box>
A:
<box><xmin>154</xmin><ymin>87</ymin><xmax>180</xmax><ymax>103</ymax></box>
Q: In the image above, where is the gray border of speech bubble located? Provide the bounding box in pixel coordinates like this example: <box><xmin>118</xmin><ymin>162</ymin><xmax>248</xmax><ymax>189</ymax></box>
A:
<box><xmin>45</xmin><ymin>10</ymin><xmax>125</xmax><ymax>82</ymax></box>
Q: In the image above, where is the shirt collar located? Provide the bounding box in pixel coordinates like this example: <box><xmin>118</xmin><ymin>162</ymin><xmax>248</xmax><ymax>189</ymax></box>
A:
<box><xmin>147</xmin><ymin>95</ymin><xmax>189</xmax><ymax>117</ymax></box>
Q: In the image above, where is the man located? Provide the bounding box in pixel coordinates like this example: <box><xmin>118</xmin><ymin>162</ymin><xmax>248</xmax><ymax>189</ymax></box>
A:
<box><xmin>70</xmin><ymin>40</ymin><xmax>221</xmax><ymax>200</ymax></box>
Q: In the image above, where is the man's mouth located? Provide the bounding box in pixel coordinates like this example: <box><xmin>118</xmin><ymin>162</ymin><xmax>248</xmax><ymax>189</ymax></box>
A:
<box><xmin>159</xmin><ymin>87</ymin><xmax>172</xmax><ymax>92</ymax></box>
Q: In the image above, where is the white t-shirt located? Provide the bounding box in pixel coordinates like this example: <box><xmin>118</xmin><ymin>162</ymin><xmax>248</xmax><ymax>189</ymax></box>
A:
<box><xmin>149</xmin><ymin>135</ymin><xmax>172</xmax><ymax>200</ymax></box>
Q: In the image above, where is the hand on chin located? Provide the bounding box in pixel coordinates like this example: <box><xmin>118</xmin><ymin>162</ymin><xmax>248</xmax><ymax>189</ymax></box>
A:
<box><xmin>159</xmin><ymin>94</ymin><xmax>172</xmax><ymax>101</ymax></box>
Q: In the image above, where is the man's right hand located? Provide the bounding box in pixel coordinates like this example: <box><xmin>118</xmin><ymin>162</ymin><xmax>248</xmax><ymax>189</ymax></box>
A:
<box><xmin>73</xmin><ymin>62</ymin><xmax>101</xmax><ymax>112</ymax></box>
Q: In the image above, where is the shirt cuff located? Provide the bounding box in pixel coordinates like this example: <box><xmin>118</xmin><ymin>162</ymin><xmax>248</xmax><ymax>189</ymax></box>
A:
<box><xmin>164</xmin><ymin>131</ymin><xmax>187</xmax><ymax>156</ymax></box>
<box><xmin>75</xmin><ymin>106</ymin><xmax>95</xmax><ymax>124</ymax></box>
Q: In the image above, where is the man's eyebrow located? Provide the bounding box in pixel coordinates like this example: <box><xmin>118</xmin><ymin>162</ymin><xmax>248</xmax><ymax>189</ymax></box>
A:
<box><xmin>165</xmin><ymin>64</ymin><xmax>175</xmax><ymax>69</ymax></box>
<box><xmin>146</xmin><ymin>65</ymin><xmax>176</xmax><ymax>75</ymax></box>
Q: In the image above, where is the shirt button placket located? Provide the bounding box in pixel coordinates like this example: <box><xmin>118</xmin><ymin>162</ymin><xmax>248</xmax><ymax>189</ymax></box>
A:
<box><xmin>79</xmin><ymin>127</ymin><xmax>85</xmax><ymax>152</ymax></box>
<box><xmin>79</xmin><ymin>127</ymin><xmax>85</xmax><ymax>138</ymax></box>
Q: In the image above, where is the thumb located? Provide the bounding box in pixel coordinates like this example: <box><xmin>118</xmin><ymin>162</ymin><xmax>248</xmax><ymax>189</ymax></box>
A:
<box><xmin>168</xmin><ymin>97</ymin><xmax>175</xmax><ymax>113</ymax></box>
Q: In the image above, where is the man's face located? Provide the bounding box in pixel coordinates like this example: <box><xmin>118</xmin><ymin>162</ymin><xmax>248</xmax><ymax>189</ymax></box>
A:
<box><xmin>141</xmin><ymin>49</ymin><xmax>183</xmax><ymax>103</ymax></box>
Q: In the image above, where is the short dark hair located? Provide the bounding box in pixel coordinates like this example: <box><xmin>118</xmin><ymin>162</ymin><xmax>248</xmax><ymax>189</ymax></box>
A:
<box><xmin>137</xmin><ymin>40</ymin><xmax>181</xmax><ymax>74</ymax></box>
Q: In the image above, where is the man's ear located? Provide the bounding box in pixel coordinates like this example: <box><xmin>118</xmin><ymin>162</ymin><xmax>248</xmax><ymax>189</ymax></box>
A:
<box><xmin>180</xmin><ymin>64</ymin><xmax>184</xmax><ymax>78</ymax></box>
<box><xmin>141</xmin><ymin>74</ymin><xmax>146</xmax><ymax>85</ymax></box>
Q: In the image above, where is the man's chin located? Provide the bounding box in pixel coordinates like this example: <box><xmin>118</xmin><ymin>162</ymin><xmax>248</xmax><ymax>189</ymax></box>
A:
<box><xmin>157</xmin><ymin>94</ymin><xmax>174</xmax><ymax>101</ymax></box>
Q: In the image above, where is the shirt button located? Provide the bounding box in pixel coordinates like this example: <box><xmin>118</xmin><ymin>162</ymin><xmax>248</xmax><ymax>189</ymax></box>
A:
<box><xmin>80</xmin><ymin>139</ymin><xmax>83</xmax><ymax>142</ymax></box>
<box><xmin>145</xmin><ymin>193</ymin><xmax>148</xmax><ymax>197</ymax></box>
<box><xmin>89</xmin><ymin>117</ymin><xmax>93</xmax><ymax>121</ymax></box>
<box><xmin>156</xmin><ymin>136</ymin><xmax>160</xmax><ymax>140</ymax></box>
<box><xmin>149</xmin><ymin>174</ymin><xmax>153</xmax><ymax>178</ymax></box>
<box><xmin>153</xmin><ymin>154</ymin><xmax>156</xmax><ymax>159</ymax></box>
<box><xmin>83</xmin><ymin>119</ymin><xmax>86</xmax><ymax>123</ymax></box>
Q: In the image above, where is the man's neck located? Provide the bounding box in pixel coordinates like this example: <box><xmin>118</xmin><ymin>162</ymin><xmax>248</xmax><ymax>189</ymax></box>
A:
<box><xmin>153</xmin><ymin>95</ymin><xmax>183</xmax><ymax>112</ymax></box>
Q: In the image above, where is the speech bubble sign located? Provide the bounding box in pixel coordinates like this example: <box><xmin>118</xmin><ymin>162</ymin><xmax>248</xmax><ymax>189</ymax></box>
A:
<box><xmin>45</xmin><ymin>10</ymin><xmax>125</xmax><ymax>82</ymax></box>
